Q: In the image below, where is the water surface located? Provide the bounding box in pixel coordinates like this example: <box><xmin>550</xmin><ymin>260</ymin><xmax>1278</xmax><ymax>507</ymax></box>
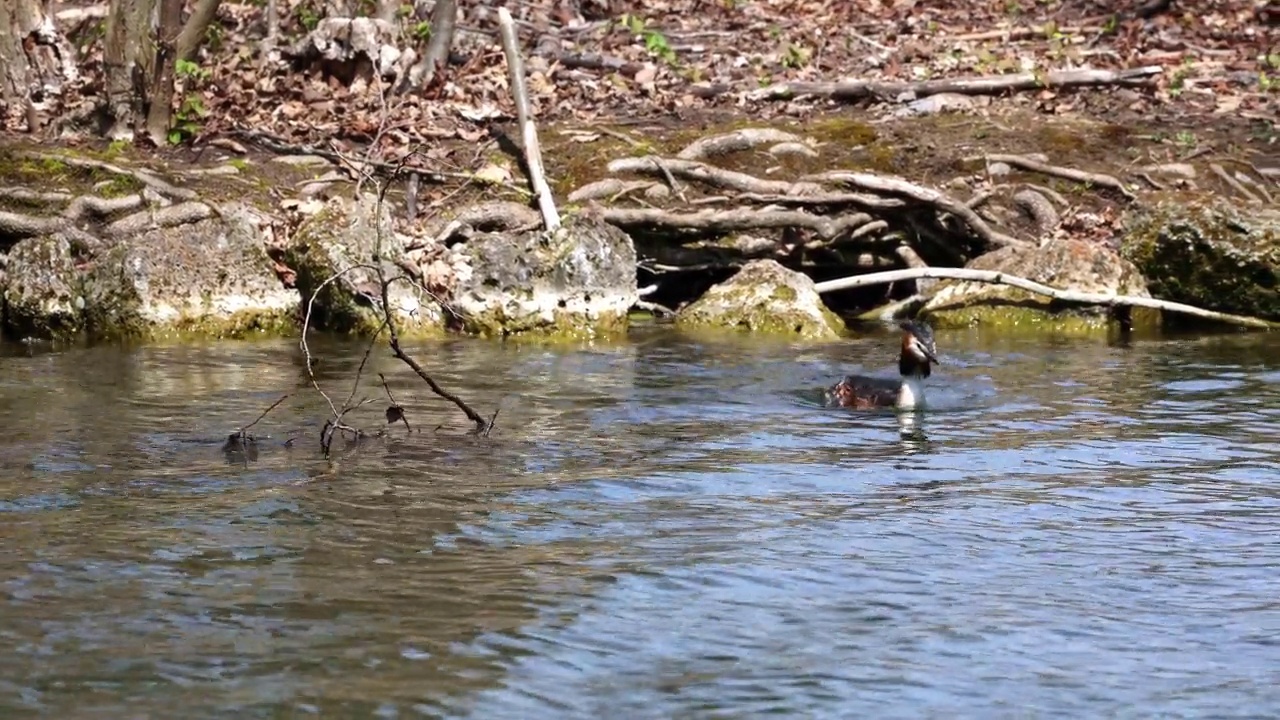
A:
<box><xmin>2</xmin><ymin>326</ymin><xmax>1279</xmax><ymax>718</ymax></box>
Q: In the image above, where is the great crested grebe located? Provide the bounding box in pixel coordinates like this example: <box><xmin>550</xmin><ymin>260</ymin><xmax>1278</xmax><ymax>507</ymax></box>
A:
<box><xmin>826</xmin><ymin>321</ymin><xmax>939</xmax><ymax>410</ymax></box>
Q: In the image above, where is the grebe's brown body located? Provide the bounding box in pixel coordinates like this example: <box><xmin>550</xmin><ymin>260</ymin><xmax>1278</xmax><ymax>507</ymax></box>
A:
<box><xmin>827</xmin><ymin>321</ymin><xmax>939</xmax><ymax>410</ymax></box>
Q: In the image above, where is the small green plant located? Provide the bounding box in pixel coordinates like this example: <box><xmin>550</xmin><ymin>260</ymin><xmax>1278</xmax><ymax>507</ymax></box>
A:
<box><xmin>411</xmin><ymin>20</ymin><xmax>431</xmax><ymax>42</ymax></box>
<box><xmin>1167</xmin><ymin>57</ymin><xmax>1196</xmax><ymax>97</ymax></box>
<box><xmin>168</xmin><ymin>95</ymin><xmax>206</xmax><ymax>145</ymax></box>
<box><xmin>298</xmin><ymin>4</ymin><xmax>320</xmax><ymax>31</ymax></box>
<box><xmin>1173</xmin><ymin>130</ymin><xmax>1197</xmax><ymax>148</ymax></box>
<box><xmin>620</xmin><ymin>14</ymin><xmax>677</xmax><ymax>66</ymax></box>
<box><xmin>104</xmin><ymin>138</ymin><xmax>130</xmax><ymax>159</ymax></box>
<box><xmin>781</xmin><ymin>43</ymin><xmax>811</xmax><ymax>69</ymax></box>
<box><xmin>176</xmin><ymin>58</ymin><xmax>210</xmax><ymax>82</ymax></box>
<box><xmin>1261</xmin><ymin>72</ymin><xmax>1276</xmax><ymax>92</ymax></box>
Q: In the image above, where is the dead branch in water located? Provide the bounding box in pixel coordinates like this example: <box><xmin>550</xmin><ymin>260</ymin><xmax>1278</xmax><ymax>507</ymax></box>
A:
<box><xmin>498</xmin><ymin>7</ymin><xmax>560</xmax><ymax>231</ymax></box>
<box><xmin>813</xmin><ymin>267</ymin><xmax>1280</xmax><ymax>330</ymax></box>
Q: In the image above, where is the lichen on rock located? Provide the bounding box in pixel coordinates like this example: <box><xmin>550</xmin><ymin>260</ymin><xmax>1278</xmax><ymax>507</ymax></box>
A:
<box><xmin>286</xmin><ymin>194</ymin><xmax>445</xmax><ymax>337</ymax></box>
<box><xmin>448</xmin><ymin>214</ymin><xmax>638</xmax><ymax>338</ymax></box>
<box><xmin>1120</xmin><ymin>200</ymin><xmax>1279</xmax><ymax>321</ymax></box>
<box><xmin>82</xmin><ymin>204</ymin><xmax>298</xmax><ymax>340</ymax></box>
<box><xmin>674</xmin><ymin>259</ymin><xmax>845</xmax><ymax>339</ymax></box>
<box><xmin>2</xmin><ymin>234</ymin><xmax>83</xmax><ymax>342</ymax></box>
<box><xmin>922</xmin><ymin>237</ymin><xmax>1154</xmax><ymax>332</ymax></box>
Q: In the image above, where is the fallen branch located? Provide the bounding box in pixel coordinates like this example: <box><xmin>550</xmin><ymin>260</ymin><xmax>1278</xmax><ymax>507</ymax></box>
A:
<box><xmin>750</xmin><ymin>66</ymin><xmax>1162</xmax><ymax>102</ymax></box>
<box><xmin>498</xmin><ymin>7</ymin><xmax>560</xmax><ymax>232</ymax></box>
<box><xmin>599</xmin><ymin>206</ymin><xmax>874</xmax><ymax>240</ymax></box>
<box><xmin>806</xmin><ymin>170</ymin><xmax>1028</xmax><ymax>248</ymax></box>
<box><xmin>981</xmin><ymin>154</ymin><xmax>1136</xmax><ymax>200</ymax></box>
<box><xmin>948</xmin><ymin>24</ymin><xmax>1100</xmax><ymax>42</ymax></box>
<box><xmin>813</xmin><ymin>267</ymin><xmax>1280</xmax><ymax>330</ymax></box>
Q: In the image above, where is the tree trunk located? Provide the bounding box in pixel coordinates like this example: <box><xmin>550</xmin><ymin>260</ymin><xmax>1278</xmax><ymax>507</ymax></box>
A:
<box><xmin>144</xmin><ymin>0</ymin><xmax>183</xmax><ymax>145</ymax></box>
<box><xmin>0</xmin><ymin>0</ymin><xmax>79</xmax><ymax>132</ymax></box>
<box><xmin>399</xmin><ymin>0</ymin><xmax>458</xmax><ymax>92</ymax></box>
<box><xmin>103</xmin><ymin>0</ymin><xmax>157</xmax><ymax>140</ymax></box>
<box><xmin>104</xmin><ymin>0</ymin><xmax>223</xmax><ymax>142</ymax></box>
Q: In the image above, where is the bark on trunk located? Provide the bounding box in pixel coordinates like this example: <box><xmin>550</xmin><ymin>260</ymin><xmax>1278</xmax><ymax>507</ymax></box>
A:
<box><xmin>103</xmin><ymin>0</ymin><xmax>157</xmax><ymax>140</ymax></box>
<box><xmin>400</xmin><ymin>0</ymin><xmax>458</xmax><ymax>92</ymax></box>
<box><xmin>0</xmin><ymin>0</ymin><xmax>79</xmax><ymax>132</ymax></box>
<box><xmin>145</xmin><ymin>0</ymin><xmax>183</xmax><ymax>145</ymax></box>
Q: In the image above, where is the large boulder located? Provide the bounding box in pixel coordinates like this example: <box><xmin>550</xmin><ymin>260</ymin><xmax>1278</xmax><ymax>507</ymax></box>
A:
<box><xmin>82</xmin><ymin>204</ymin><xmax>298</xmax><ymax>340</ymax></box>
<box><xmin>285</xmin><ymin>194</ymin><xmax>445</xmax><ymax>337</ymax></box>
<box><xmin>1121</xmin><ymin>201</ymin><xmax>1279</xmax><ymax>321</ymax></box>
<box><xmin>447</xmin><ymin>214</ymin><xmax>637</xmax><ymax>337</ymax></box>
<box><xmin>922</xmin><ymin>238</ymin><xmax>1153</xmax><ymax>332</ymax></box>
<box><xmin>3</xmin><ymin>234</ymin><xmax>83</xmax><ymax>342</ymax></box>
<box><xmin>674</xmin><ymin>259</ymin><xmax>845</xmax><ymax>340</ymax></box>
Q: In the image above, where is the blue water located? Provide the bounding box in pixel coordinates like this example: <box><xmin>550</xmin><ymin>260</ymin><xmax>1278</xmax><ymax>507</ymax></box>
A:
<box><xmin>1</xmin><ymin>326</ymin><xmax>1279</xmax><ymax>718</ymax></box>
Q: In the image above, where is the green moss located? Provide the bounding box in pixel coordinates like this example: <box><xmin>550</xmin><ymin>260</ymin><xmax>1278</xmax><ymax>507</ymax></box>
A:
<box><xmin>459</xmin><ymin>305</ymin><xmax>629</xmax><ymax>341</ymax></box>
<box><xmin>1121</xmin><ymin>200</ymin><xmax>1280</xmax><ymax>320</ymax></box>
<box><xmin>675</xmin><ymin>267</ymin><xmax>845</xmax><ymax>341</ymax></box>
<box><xmin>923</xmin><ymin>302</ymin><xmax>1160</xmax><ymax>335</ymax></box>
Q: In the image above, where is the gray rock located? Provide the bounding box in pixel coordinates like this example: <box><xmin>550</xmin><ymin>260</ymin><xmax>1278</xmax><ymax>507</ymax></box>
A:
<box><xmin>3</xmin><ymin>234</ymin><xmax>83</xmax><ymax>342</ymax></box>
<box><xmin>675</xmin><ymin>259</ymin><xmax>845</xmax><ymax>340</ymax></box>
<box><xmin>82</xmin><ymin>204</ymin><xmax>298</xmax><ymax>340</ymax></box>
<box><xmin>286</xmin><ymin>195</ymin><xmax>445</xmax><ymax>337</ymax></box>
<box><xmin>449</xmin><ymin>214</ymin><xmax>637</xmax><ymax>337</ymax></box>
<box><xmin>922</xmin><ymin>237</ymin><xmax>1152</xmax><ymax>332</ymax></box>
<box><xmin>1121</xmin><ymin>201</ymin><xmax>1279</xmax><ymax>321</ymax></box>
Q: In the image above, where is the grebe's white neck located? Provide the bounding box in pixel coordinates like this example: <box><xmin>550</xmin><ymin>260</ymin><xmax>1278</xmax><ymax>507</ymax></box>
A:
<box><xmin>897</xmin><ymin>375</ymin><xmax>925</xmax><ymax>410</ymax></box>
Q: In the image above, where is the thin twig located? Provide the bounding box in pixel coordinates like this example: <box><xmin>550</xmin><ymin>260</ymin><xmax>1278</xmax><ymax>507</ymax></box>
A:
<box><xmin>813</xmin><ymin>267</ymin><xmax>1279</xmax><ymax>330</ymax></box>
<box><xmin>234</xmin><ymin>393</ymin><xmax>291</xmax><ymax>437</ymax></box>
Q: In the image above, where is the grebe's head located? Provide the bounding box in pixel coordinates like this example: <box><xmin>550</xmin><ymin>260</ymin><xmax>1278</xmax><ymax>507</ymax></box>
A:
<box><xmin>898</xmin><ymin>320</ymin><xmax>938</xmax><ymax>375</ymax></box>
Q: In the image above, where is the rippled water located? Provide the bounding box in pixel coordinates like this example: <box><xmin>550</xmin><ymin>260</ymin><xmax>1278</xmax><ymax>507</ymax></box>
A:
<box><xmin>2</xmin><ymin>325</ymin><xmax>1280</xmax><ymax>718</ymax></box>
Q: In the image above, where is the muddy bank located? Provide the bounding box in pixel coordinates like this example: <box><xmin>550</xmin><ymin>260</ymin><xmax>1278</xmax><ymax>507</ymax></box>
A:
<box><xmin>0</xmin><ymin>107</ymin><xmax>1275</xmax><ymax>344</ymax></box>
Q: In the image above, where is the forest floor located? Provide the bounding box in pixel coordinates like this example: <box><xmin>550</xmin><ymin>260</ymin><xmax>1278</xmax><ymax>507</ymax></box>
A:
<box><xmin>19</xmin><ymin>0</ymin><xmax>1280</xmax><ymax>162</ymax></box>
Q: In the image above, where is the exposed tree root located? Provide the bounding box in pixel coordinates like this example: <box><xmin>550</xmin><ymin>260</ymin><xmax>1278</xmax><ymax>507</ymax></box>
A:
<box><xmin>600</xmin><ymin>207</ymin><xmax>876</xmax><ymax>241</ymax></box>
<box><xmin>813</xmin><ymin>267</ymin><xmax>1279</xmax><ymax>330</ymax></box>
<box><xmin>103</xmin><ymin>202</ymin><xmax>215</xmax><ymax>237</ymax></box>
<box><xmin>805</xmin><ymin>170</ymin><xmax>1028</xmax><ymax>248</ymax></box>
<box><xmin>676</xmin><ymin>128</ymin><xmax>805</xmax><ymax>161</ymax></box>
<box><xmin>608</xmin><ymin>156</ymin><xmax>821</xmax><ymax>196</ymax></box>
<box><xmin>1012</xmin><ymin>189</ymin><xmax>1060</xmax><ymax>239</ymax></box>
<box><xmin>16</xmin><ymin>152</ymin><xmax>198</xmax><ymax>201</ymax></box>
<box><xmin>568</xmin><ymin>178</ymin><xmax>658</xmax><ymax>203</ymax></box>
<box><xmin>981</xmin><ymin>153</ymin><xmax>1137</xmax><ymax>200</ymax></box>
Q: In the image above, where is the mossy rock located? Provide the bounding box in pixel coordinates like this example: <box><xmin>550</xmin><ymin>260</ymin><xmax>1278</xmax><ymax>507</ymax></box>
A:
<box><xmin>286</xmin><ymin>195</ymin><xmax>445</xmax><ymax>338</ymax></box>
<box><xmin>3</xmin><ymin>234</ymin><xmax>84</xmax><ymax>342</ymax></box>
<box><xmin>82</xmin><ymin>205</ymin><xmax>299</xmax><ymax>341</ymax></box>
<box><xmin>675</xmin><ymin>259</ymin><xmax>845</xmax><ymax>340</ymax></box>
<box><xmin>923</xmin><ymin>238</ymin><xmax>1157</xmax><ymax>332</ymax></box>
<box><xmin>1120</xmin><ymin>200</ymin><xmax>1279</xmax><ymax>321</ymax></box>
